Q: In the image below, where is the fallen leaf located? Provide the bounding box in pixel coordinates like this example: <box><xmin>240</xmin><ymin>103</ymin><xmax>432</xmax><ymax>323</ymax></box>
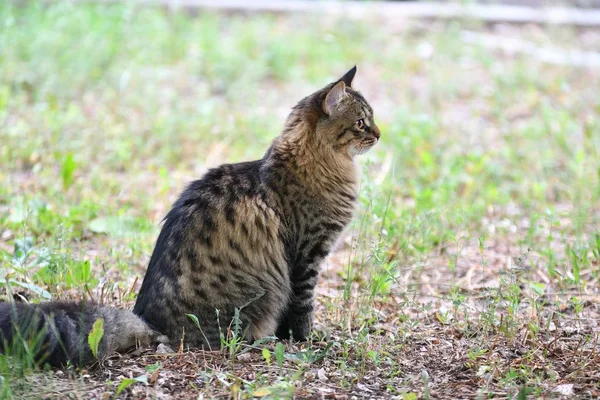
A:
<box><xmin>318</xmin><ymin>368</ymin><xmax>329</xmax><ymax>382</ymax></box>
<box><xmin>253</xmin><ymin>387</ymin><xmax>271</xmax><ymax>397</ymax></box>
<box><xmin>553</xmin><ymin>384</ymin><xmax>574</xmax><ymax>396</ymax></box>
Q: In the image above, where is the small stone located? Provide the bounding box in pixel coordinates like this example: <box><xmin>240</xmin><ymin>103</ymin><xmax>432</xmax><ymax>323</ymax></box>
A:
<box><xmin>553</xmin><ymin>384</ymin><xmax>574</xmax><ymax>396</ymax></box>
<box><xmin>318</xmin><ymin>368</ymin><xmax>329</xmax><ymax>382</ymax></box>
<box><xmin>236</xmin><ymin>352</ymin><xmax>252</xmax><ymax>361</ymax></box>
<box><xmin>156</xmin><ymin>343</ymin><xmax>175</xmax><ymax>354</ymax></box>
<box><xmin>563</xmin><ymin>326</ymin><xmax>578</xmax><ymax>336</ymax></box>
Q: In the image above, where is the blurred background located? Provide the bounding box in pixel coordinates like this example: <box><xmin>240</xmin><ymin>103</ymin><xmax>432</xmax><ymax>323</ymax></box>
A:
<box><xmin>0</xmin><ymin>0</ymin><xmax>599</xmax><ymax>397</ymax></box>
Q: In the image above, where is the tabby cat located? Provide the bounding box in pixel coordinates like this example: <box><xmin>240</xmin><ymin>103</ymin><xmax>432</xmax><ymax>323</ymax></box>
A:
<box><xmin>0</xmin><ymin>66</ymin><xmax>380</xmax><ymax>366</ymax></box>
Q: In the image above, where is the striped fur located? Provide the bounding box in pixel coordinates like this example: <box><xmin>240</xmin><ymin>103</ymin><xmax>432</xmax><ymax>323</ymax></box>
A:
<box><xmin>133</xmin><ymin>66</ymin><xmax>380</xmax><ymax>346</ymax></box>
<box><xmin>0</xmin><ymin>302</ymin><xmax>159</xmax><ymax>366</ymax></box>
<box><xmin>0</xmin><ymin>67</ymin><xmax>380</xmax><ymax>365</ymax></box>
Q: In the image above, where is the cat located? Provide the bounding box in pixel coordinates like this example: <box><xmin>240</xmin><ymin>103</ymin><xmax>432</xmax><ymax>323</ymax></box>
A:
<box><xmin>0</xmin><ymin>66</ymin><xmax>380</xmax><ymax>366</ymax></box>
<box><xmin>0</xmin><ymin>301</ymin><xmax>158</xmax><ymax>366</ymax></box>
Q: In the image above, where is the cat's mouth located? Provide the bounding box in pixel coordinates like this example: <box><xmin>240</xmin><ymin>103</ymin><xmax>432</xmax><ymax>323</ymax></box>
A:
<box><xmin>351</xmin><ymin>137</ymin><xmax>378</xmax><ymax>156</ymax></box>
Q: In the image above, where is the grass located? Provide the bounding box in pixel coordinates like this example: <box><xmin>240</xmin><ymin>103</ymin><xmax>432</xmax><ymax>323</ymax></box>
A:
<box><xmin>1</xmin><ymin>1</ymin><xmax>600</xmax><ymax>398</ymax></box>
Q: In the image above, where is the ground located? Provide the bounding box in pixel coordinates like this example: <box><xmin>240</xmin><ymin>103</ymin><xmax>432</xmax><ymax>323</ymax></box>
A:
<box><xmin>1</xmin><ymin>2</ymin><xmax>599</xmax><ymax>399</ymax></box>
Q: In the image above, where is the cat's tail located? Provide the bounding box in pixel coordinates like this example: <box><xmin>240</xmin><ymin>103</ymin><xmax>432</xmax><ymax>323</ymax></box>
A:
<box><xmin>0</xmin><ymin>301</ymin><xmax>163</xmax><ymax>367</ymax></box>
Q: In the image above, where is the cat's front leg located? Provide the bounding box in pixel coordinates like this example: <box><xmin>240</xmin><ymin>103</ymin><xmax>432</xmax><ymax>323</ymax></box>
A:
<box><xmin>276</xmin><ymin>264</ymin><xmax>319</xmax><ymax>341</ymax></box>
<box><xmin>275</xmin><ymin>301</ymin><xmax>314</xmax><ymax>341</ymax></box>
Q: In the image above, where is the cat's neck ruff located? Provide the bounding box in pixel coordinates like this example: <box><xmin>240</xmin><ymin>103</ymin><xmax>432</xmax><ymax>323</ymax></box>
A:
<box><xmin>269</xmin><ymin>128</ymin><xmax>358</xmax><ymax>195</ymax></box>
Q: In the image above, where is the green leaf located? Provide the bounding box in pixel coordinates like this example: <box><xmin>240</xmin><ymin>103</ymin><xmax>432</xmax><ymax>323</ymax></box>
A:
<box><xmin>66</xmin><ymin>260</ymin><xmax>95</xmax><ymax>286</ymax></box>
<box><xmin>116</xmin><ymin>378</ymin><xmax>136</xmax><ymax>396</ymax></box>
<box><xmin>145</xmin><ymin>362</ymin><xmax>162</xmax><ymax>373</ymax></box>
<box><xmin>7</xmin><ymin>279</ymin><xmax>52</xmax><ymax>300</ymax></box>
<box><xmin>286</xmin><ymin>342</ymin><xmax>334</xmax><ymax>364</ymax></box>
<box><xmin>253</xmin><ymin>382</ymin><xmax>294</xmax><ymax>398</ymax></box>
<box><xmin>517</xmin><ymin>386</ymin><xmax>536</xmax><ymax>400</ymax></box>
<box><xmin>186</xmin><ymin>313</ymin><xmax>214</xmax><ymax>350</ymax></box>
<box><xmin>88</xmin><ymin>215</ymin><xmax>150</xmax><ymax>237</ymax></box>
<box><xmin>61</xmin><ymin>153</ymin><xmax>77</xmax><ymax>189</ymax></box>
<box><xmin>529</xmin><ymin>282</ymin><xmax>545</xmax><ymax>297</ymax></box>
<box><xmin>186</xmin><ymin>313</ymin><xmax>201</xmax><ymax>329</ymax></box>
<box><xmin>478</xmin><ymin>236</ymin><xmax>485</xmax><ymax>252</ymax></box>
<box><xmin>13</xmin><ymin>237</ymin><xmax>34</xmax><ymax>263</ymax></box>
<box><xmin>115</xmin><ymin>375</ymin><xmax>147</xmax><ymax>397</ymax></box>
<box><xmin>261</xmin><ymin>347</ymin><xmax>271</xmax><ymax>366</ymax></box>
<box><xmin>88</xmin><ymin>318</ymin><xmax>104</xmax><ymax>360</ymax></box>
<box><xmin>275</xmin><ymin>342</ymin><xmax>285</xmax><ymax>372</ymax></box>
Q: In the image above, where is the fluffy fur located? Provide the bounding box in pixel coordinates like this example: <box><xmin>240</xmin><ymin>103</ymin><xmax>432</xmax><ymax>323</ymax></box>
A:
<box><xmin>0</xmin><ymin>66</ymin><xmax>380</xmax><ymax>366</ymax></box>
<box><xmin>0</xmin><ymin>302</ymin><xmax>158</xmax><ymax>366</ymax></box>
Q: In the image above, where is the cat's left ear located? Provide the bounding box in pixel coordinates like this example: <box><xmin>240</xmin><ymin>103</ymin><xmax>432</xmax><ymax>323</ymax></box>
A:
<box><xmin>339</xmin><ymin>65</ymin><xmax>357</xmax><ymax>87</ymax></box>
<box><xmin>324</xmin><ymin>81</ymin><xmax>347</xmax><ymax>115</ymax></box>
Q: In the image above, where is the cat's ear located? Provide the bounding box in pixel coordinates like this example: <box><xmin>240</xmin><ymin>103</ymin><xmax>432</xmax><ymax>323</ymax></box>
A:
<box><xmin>323</xmin><ymin>81</ymin><xmax>347</xmax><ymax>115</ymax></box>
<box><xmin>339</xmin><ymin>65</ymin><xmax>357</xmax><ymax>87</ymax></box>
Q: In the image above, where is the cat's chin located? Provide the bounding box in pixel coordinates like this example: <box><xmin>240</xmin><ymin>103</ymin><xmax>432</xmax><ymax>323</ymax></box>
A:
<box><xmin>348</xmin><ymin>140</ymin><xmax>377</xmax><ymax>157</ymax></box>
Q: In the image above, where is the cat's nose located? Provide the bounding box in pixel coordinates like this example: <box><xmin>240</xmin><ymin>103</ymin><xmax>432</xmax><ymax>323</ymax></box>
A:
<box><xmin>372</xmin><ymin>123</ymin><xmax>381</xmax><ymax>140</ymax></box>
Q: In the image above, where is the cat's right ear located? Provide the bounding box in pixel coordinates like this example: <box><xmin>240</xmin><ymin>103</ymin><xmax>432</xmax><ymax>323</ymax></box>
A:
<box><xmin>339</xmin><ymin>65</ymin><xmax>357</xmax><ymax>87</ymax></box>
<box><xmin>323</xmin><ymin>81</ymin><xmax>347</xmax><ymax>115</ymax></box>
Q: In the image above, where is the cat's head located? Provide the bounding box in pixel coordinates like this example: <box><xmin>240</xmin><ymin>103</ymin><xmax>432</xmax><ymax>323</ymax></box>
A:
<box><xmin>292</xmin><ymin>66</ymin><xmax>380</xmax><ymax>158</ymax></box>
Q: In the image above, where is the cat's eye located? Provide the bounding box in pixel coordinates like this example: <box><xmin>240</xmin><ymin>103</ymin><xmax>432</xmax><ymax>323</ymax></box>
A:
<box><xmin>356</xmin><ymin>119</ymin><xmax>365</xmax><ymax>129</ymax></box>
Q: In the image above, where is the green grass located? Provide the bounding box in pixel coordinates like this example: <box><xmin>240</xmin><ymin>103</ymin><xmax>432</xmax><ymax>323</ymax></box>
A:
<box><xmin>1</xmin><ymin>1</ymin><xmax>599</xmax><ymax>398</ymax></box>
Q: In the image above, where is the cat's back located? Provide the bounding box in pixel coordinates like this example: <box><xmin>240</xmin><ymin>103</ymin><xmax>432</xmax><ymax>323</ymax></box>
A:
<box><xmin>133</xmin><ymin>159</ymin><xmax>290</xmax><ymax>345</ymax></box>
<box><xmin>174</xmin><ymin>160</ymin><xmax>282</xmax><ymax>246</ymax></box>
<box><xmin>173</xmin><ymin>161</ymin><xmax>262</xmax><ymax>210</ymax></box>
